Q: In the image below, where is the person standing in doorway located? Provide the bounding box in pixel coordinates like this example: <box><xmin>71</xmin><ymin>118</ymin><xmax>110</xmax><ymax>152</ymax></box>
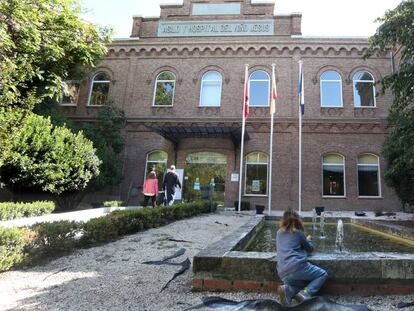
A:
<box><xmin>142</xmin><ymin>170</ymin><xmax>158</xmax><ymax>207</ymax></box>
<box><xmin>162</xmin><ymin>165</ymin><xmax>181</xmax><ymax>206</ymax></box>
<box><xmin>276</xmin><ymin>210</ymin><xmax>328</xmax><ymax>305</ymax></box>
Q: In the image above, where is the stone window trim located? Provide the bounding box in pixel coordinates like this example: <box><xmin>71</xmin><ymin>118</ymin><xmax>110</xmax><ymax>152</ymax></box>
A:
<box><xmin>321</xmin><ymin>153</ymin><xmax>346</xmax><ymax>199</ymax></box>
<box><xmin>152</xmin><ymin>71</ymin><xmax>177</xmax><ymax>107</ymax></box>
<box><xmin>313</xmin><ymin>65</ymin><xmax>346</xmax><ymax>84</ymax></box>
<box><xmin>357</xmin><ymin>153</ymin><xmax>382</xmax><ymax>199</ymax></box>
<box><xmin>319</xmin><ymin>70</ymin><xmax>343</xmax><ymax>108</ymax></box>
<box><xmin>87</xmin><ymin>71</ymin><xmax>112</xmax><ymax>107</ymax></box>
<box><xmin>244</xmin><ymin>151</ymin><xmax>269</xmax><ymax>197</ymax></box>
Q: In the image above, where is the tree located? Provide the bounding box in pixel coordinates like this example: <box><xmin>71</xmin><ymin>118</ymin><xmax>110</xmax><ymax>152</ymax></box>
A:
<box><xmin>35</xmin><ymin>101</ymin><xmax>126</xmax><ymax>192</ymax></box>
<box><xmin>365</xmin><ymin>0</ymin><xmax>414</xmax><ymax>208</ymax></box>
<box><xmin>1</xmin><ymin>114</ymin><xmax>101</xmax><ymax>209</ymax></box>
<box><xmin>0</xmin><ymin>0</ymin><xmax>112</xmax><ymax>164</ymax></box>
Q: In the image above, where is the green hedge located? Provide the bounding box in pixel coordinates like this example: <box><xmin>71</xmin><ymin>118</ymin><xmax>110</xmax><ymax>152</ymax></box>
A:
<box><xmin>0</xmin><ymin>227</ymin><xmax>26</xmax><ymax>272</ymax></box>
<box><xmin>0</xmin><ymin>201</ymin><xmax>55</xmax><ymax>221</ymax></box>
<box><xmin>0</xmin><ymin>200</ymin><xmax>217</xmax><ymax>272</ymax></box>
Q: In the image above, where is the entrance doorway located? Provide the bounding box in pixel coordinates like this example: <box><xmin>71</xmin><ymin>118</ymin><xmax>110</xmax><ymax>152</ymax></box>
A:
<box><xmin>183</xmin><ymin>152</ymin><xmax>227</xmax><ymax>203</ymax></box>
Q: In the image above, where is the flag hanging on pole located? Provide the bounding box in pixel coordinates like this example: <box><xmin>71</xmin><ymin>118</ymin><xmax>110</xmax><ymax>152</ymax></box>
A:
<box><xmin>268</xmin><ymin>64</ymin><xmax>277</xmax><ymax>216</ymax></box>
<box><xmin>270</xmin><ymin>66</ymin><xmax>277</xmax><ymax>115</ymax></box>
<box><xmin>243</xmin><ymin>66</ymin><xmax>250</xmax><ymax>119</ymax></box>
<box><xmin>298</xmin><ymin>63</ymin><xmax>305</xmax><ymax>115</ymax></box>
<box><xmin>238</xmin><ymin>65</ymin><xmax>249</xmax><ymax>212</ymax></box>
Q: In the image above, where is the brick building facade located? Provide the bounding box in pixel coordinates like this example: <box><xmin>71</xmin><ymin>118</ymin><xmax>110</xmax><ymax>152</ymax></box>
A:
<box><xmin>64</xmin><ymin>0</ymin><xmax>399</xmax><ymax>211</ymax></box>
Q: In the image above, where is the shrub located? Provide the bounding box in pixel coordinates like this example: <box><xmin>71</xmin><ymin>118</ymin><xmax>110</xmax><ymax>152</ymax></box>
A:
<box><xmin>29</xmin><ymin>221</ymin><xmax>80</xmax><ymax>254</ymax></box>
<box><xmin>0</xmin><ymin>227</ymin><xmax>26</xmax><ymax>272</ymax></box>
<box><xmin>0</xmin><ymin>201</ymin><xmax>55</xmax><ymax>221</ymax></box>
<box><xmin>81</xmin><ymin>216</ymin><xmax>119</xmax><ymax>245</ymax></box>
<box><xmin>103</xmin><ymin>200</ymin><xmax>124</xmax><ymax>207</ymax></box>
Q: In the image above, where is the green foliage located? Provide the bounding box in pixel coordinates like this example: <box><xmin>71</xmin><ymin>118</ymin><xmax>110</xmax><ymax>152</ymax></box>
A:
<box><xmin>0</xmin><ymin>227</ymin><xmax>26</xmax><ymax>272</ymax></box>
<box><xmin>78</xmin><ymin>103</ymin><xmax>126</xmax><ymax>190</ymax></box>
<box><xmin>0</xmin><ymin>200</ymin><xmax>217</xmax><ymax>270</ymax></box>
<box><xmin>0</xmin><ymin>114</ymin><xmax>101</xmax><ymax>200</ymax></box>
<box><xmin>36</xmin><ymin>101</ymin><xmax>126</xmax><ymax>191</ymax></box>
<box><xmin>0</xmin><ymin>201</ymin><xmax>55</xmax><ymax>221</ymax></box>
<box><xmin>0</xmin><ymin>0</ymin><xmax>112</xmax><ymax>164</ymax></box>
<box><xmin>383</xmin><ymin>110</ymin><xmax>414</xmax><ymax>206</ymax></box>
<box><xmin>103</xmin><ymin>201</ymin><xmax>124</xmax><ymax>207</ymax></box>
<box><xmin>365</xmin><ymin>1</ymin><xmax>414</xmax><ymax>206</ymax></box>
<box><xmin>29</xmin><ymin>221</ymin><xmax>80</xmax><ymax>254</ymax></box>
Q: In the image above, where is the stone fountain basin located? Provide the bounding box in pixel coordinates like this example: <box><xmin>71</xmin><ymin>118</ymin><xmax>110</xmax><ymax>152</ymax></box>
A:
<box><xmin>193</xmin><ymin>216</ymin><xmax>414</xmax><ymax>294</ymax></box>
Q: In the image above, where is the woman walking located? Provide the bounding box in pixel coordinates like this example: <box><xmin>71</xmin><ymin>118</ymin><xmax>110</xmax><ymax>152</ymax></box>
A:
<box><xmin>276</xmin><ymin>210</ymin><xmax>328</xmax><ymax>305</ymax></box>
<box><xmin>142</xmin><ymin>170</ymin><xmax>159</xmax><ymax>207</ymax></box>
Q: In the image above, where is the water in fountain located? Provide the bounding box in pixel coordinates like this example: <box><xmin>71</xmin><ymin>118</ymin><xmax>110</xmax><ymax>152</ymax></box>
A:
<box><xmin>320</xmin><ymin>212</ymin><xmax>326</xmax><ymax>239</ymax></box>
<box><xmin>312</xmin><ymin>208</ymin><xmax>317</xmax><ymax>231</ymax></box>
<box><xmin>335</xmin><ymin>219</ymin><xmax>344</xmax><ymax>252</ymax></box>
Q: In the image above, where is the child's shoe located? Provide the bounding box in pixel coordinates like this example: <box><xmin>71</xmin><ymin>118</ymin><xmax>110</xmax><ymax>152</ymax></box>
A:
<box><xmin>295</xmin><ymin>289</ymin><xmax>311</xmax><ymax>302</ymax></box>
<box><xmin>277</xmin><ymin>284</ymin><xmax>292</xmax><ymax>305</ymax></box>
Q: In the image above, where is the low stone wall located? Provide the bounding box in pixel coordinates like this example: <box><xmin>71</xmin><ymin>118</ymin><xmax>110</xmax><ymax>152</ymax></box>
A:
<box><xmin>352</xmin><ymin>219</ymin><xmax>414</xmax><ymax>242</ymax></box>
<box><xmin>193</xmin><ymin>216</ymin><xmax>414</xmax><ymax>294</ymax></box>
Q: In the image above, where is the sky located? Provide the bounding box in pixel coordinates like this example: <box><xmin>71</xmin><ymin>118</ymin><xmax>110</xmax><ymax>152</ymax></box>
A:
<box><xmin>80</xmin><ymin>0</ymin><xmax>401</xmax><ymax>38</ymax></box>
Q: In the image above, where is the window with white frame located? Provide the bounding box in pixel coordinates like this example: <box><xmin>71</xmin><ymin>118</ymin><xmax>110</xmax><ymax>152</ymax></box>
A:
<box><xmin>249</xmin><ymin>70</ymin><xmax>270</xmax><ymax>107</ymax></box>
<box><xmin>200</xmin><ymin>71</ymin><xmax>222</xmax><ymax>107</ymax></box>
<box><xmin>153</xmin><ymin>71</ymin><xmax>176</xmax><ymax>106</ymax></box>
<box><xmin>61</xmin><ymin>81</ymin><xmax>80</xmax><ymax>106</ymax></box>
<box><xmin>322</xmin><ymin>153</ymin><xmax>345</xmax><ymax>197</ymax></box>
<box><xmin>358</xmin><ymin>154</ymin><xmax>380</xmax><ymax>197</ymax></box>
<box><xmin>245</xmin><ymin>152</ymin><xmax>268</xmax><ymax>195</ymax></box>
<box><xmin>88</xmin><ymin>72</ymin><xmax>110</xmax><ymax>106</ymax></box>
<box><xmin>320</xmin><ymin>71</ymin><xmax>342</xmax><ymax>107</ymax></box>
<box><xmin>353</xmin><ymin>71</ymin><xmax>376</xmax><ymax>107</ymax></box>
<box><xmin>145</xmin><ymin>151</ymin><xmax>168</xmax><ymax>191</ymax></box>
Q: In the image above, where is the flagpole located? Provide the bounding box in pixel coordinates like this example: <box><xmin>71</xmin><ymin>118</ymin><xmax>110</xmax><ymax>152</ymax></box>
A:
<box><xmin>268</xmin><ymin>64</ymin><xmax>276</xmax><ymax>216</ymax></box>
<box><xmin>238</xmin><ymin>64</ymin><xmax>249</xmax><ymax>213</ymax></box>
<box><xmin>298</xmin><ymin>60</ymin><xmax>303</xmax><ymax>216</ymax></box>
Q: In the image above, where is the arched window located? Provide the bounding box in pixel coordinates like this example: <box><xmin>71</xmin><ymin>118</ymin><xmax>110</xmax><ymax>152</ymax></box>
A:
<box><xmin>200</xmin><ymin>71</ymin><xmax>222</xmax><ymax>107</ymax></box>
<box><xmin>88</xmin><ymin>72</ymin><xmax>110</xmax><ymax>106</ymax></box>
<box><xmin>358</xmin><ymin>154</ymin><xmax>380</xmax><ymax>197</ymax></box>
<box><xmin>145</xmin><ymin>151</ymin><xmax>168</xmax><ymax>190</ymax></box>
<box><xmin>245</xmin><ymin>152</ymin><xmax>268</xmax><ymax>195</ymax></box>
<box><xmin>153</xmin><ymin>71</ymin><xmax>176</xmax><ymax>106</ymax></box>
<box><xmin>353</xmin><ymin>71</ymin><xmax>376</xmax><ymax>107</ymax></box>
<box><xmin>320</xmin><ymin>70</ymin><xmax>342</xmax><ymax>107</ymax></box>
<box><xmin>322</xmin><ymin>153</ymin><xmax>345</xmax><ymax>197</ymax></box>
<box><xmin>249</xmin><ymin>70</ymin><xmax>270</xmax><ymax>107</ymax></box>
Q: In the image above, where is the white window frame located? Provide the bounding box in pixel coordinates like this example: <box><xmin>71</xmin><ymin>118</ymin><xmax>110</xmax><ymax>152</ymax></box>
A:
<box><xmin>144</xmin><ymin>150</ymin><xmax>168</xmax><ymax>184</ymax></box>
<box><xmin>152</xmin><ymin>71</ymin><xmax>176</xmax><ymax>107</ymax></box>
<box><xmin>353</xmin><ymin>71</ymin><xmax>376</xmax><ymax>108</ymax></box>
<box><xmin>249</xmin><ymin>70</ymin><xmax>270</xmax><ymax>107</ymax></box>
<box><xmin>87</xmin><ymin>73</ymin><xmax>111</xmax><ymax>107</ymax></box>
<box><xmin>60</xmin><ymin>80</ymin><xmax>80</xmax><ymax>106</ymax></box>
<box><xmin>199</xmin><ymin>71</ymin><xmax>223</xmax><ymax>107</ymax></box>
<box><xmin>321</xmin><ymin>153</ymin><xmax>346</xmax><ymax>198</ymax></box>
<box><xmin>320</xmin><ymin>71</ymin><xmax>343</xmax><ymax>108</ymax></box>
<box><xmin>244</xmin><ymin>152</ymin><xmax>269</xmax><ymax>197</ymax></box>
<box><xmin>357</xmin><ymin>153</ymin><xmax>382</xmax><ymax>198</ymax></box>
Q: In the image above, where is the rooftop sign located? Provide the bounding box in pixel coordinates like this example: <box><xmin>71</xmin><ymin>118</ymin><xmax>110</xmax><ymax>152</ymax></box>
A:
<box><xmin>158</xmin><ymin>20</ymin><xmax>274</xmax><ymax>37</ymax></box>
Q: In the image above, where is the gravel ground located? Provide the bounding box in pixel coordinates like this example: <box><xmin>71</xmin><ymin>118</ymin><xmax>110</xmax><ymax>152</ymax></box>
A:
<box><xmin>0</xmin><ymin>211</ymin><xmax>413</xmax><ymax>311</ymax></box>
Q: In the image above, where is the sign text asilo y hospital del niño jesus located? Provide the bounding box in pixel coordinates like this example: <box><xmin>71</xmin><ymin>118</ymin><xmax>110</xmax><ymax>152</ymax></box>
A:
<box><xmin>158</xmin><ymin>20</ymin><xmax>274</xmax><ymax>37</ymax></box>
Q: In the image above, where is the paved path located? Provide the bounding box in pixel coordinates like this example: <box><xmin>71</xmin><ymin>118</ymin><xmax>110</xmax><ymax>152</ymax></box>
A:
<box><xmin>0</xmin><ymin>211</ymin><xmax>413</xmax><ymax>311</ymax></box>
<box><xmin>0</xmin><ymin>206</ymin><xmax>141</xmax><ymax>228</ymax></box>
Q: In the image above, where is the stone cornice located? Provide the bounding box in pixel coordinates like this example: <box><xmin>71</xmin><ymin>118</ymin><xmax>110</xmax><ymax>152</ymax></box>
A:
<box><xmin>118</xmin><ymin>118</ymin><xmax>390</xmax><ymax>134</ymax></box>
<box><xmin>106</xmin><ymin>40</ymin><xmax>385</xmax><ymax>58</ymax></box>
